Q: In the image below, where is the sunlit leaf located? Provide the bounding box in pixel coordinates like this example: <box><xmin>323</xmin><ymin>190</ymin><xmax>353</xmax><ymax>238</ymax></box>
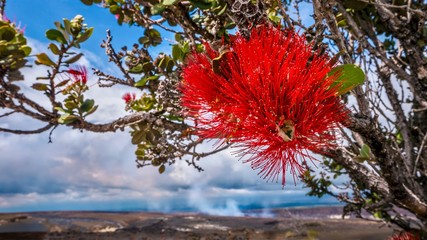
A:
<box><xmin>162</xmin><ymin>0</ymin><xmax>178</xmax><ymax>5</ymax></box>
<box><xmin>134</xmin><ymin>75</ymin><xmax>160</xmax><ymax>87</ymax></box>
<box><xmin>328</xmin><ymin>64</ymin><xmax>365</xmax><ymax>95</ymax></box>
<box><xmin>172</xmin><ymin>44</ymin><xmax>183</xmax><ymax>62</ymax></box>
<box><xmin>80</xmin><ymin>99</ymin><xmax>95</xmax><ymax>113</ymax></box>
<box><xmin>151</xmin><ymin>4</ymin><xmax>165</xmax><ymax>15</ymax></box>
<box><xmin>35</xmin><ymin>53</ymin><xmax>56</xmax><ymax>67</ymax></box>
<box><xmin>75</xmin><ymin>27</ymin><xmax>94</xmax><ymax>44</ymax></box>
<box><xmin>109</xmin><ymin>5</ymin><xmax>121</xmax><ymax>14</ymax></box>
<box><xmin>360</xmin><ymin>144</ymin><xmax>372</xmax><ymax>159</ymax></box>
<box><xmin>46</xmin><ymin>29</ymin><xmax>67</xmax><ymax>44</ymax></box>
<box><xmin>65</xmin><ymin>53</ymin><xmax>84</xmax><ymax>64</ymax></box>
<box><xmin>31</xmin><ymin>83</ymin><xmax>49</xmax><ymax>91</ymax></box>
<box><xmin>49</xmin><ymin>43</ymin><xmax>61</xmax><ymax>55</ymax></box>
<box><xmin>84</xmin><ymin>105</ymin><xmax>98</xmax><ymax>116</ymax></box>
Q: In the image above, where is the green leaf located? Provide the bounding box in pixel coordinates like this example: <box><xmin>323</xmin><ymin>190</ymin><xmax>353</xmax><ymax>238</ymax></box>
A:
<box><xmin>328</xmin><ymin>64</ymin><xmax>365</xmax><ymax>95</ymax></box>
<box><xmin>35</xmin><ymin>53</ymin><xmax>56</xmax><ymax>67</ymax></box>
<box><xmin>75</xmin><ymin>27</ymin><xmax>94</xmax><ymax>44</ymax></box>
<box><xmin>151</xmin><ymin>159</ymin><xmax>160</xmax><ymax>166</ymax></box>
<box><xmin>145</xmin><ymin>28</ymin><xmax>162</xmax><ymax>46</ymax></box>
<box><xmin>63</xmin><ymin>19</ymin><xmax>73</xmax><ymax>37</ymax></box>
<box><xmin>157</xmin><ymin>56</ymin><xmax>168</xmax><ymax>69</ymax></box>
<box><xmin>215</xmin><ymin>4</ymin><xmax>227</xmax><ymax>15</ymax></box>
<box><xmin>162</xmin><ymin>0</ymin><xmax>178</xmax><ymax>5</ymax></box>
<box><xmin>165</xmin><ymin>114</ymin><xmax>183</xmax><ymax>121</ymax></box>
<box><xmin>151</xmin><ymin>4</ymin><xmax>165</xmax><ymax>15</ymax></box>
<box><xmin>129</xmin><ymin>63</ymin><xmax>143</xmax><ymax>74</ymax></box>
<box><xmin>80</xmin><ymin>99</ymin><xmax>95</xmax><ymax>113</ymax></box>
<box><xmin>58</xmin><ymin>113</ymin><xmax>80</xmax><ymax>124</ymax></box>
<box><xmin>56</xmin><ymin>79</ymin><xmax>70</xmax><ymax>88</ymax></box>
<box><xmin>131</xmin><ymin>130</ymin><xmax>146</xmax><ymax>145</ymax></box>
<box><xmin>20</xmin><ymin>45</ymin><xmax>32</xmax><ymax>56</ymax></box>
<box><xmin>158</xmin><ymin>165</ymin><xmax>166</xmax><ymax>174</ymax></box>
<box><xmin>189</xmin><ymin>0</ymin><xmax>212</xmax><ymax>9</ymax></box>
<box><xmin>54</xmin><ymin>107</ymin><xmax>67</xmax><ymax>113</ymax></box>
<box><xmin>373</xmin><ymin>211</ymin><xmax>382</xmax><ymax>219</ymax></box>
<box><xmin>174</xmin><ymin>33</ymin><xmax>182</xmax><ymax>42</ymax></box>
<box><xmin>83</xmin><ymin>105</ymin><xmax>98</xmax><ymax>117</ymax></box>
<box><xmin>138</xmin><ymin>36</ymin><xmax>150</xmax><ymax>45</ymax></box>
<box><xmin>142</xmin><ymin>62</ymin><xmax>154</xmax><ymax>72</ymax></box>
<box><xmin>360</xmin><ymin>144</ymin><xmax>371</xmax><ymax>159</ymax></box>
<box><xmin>166</xmin><ymin>59</ymin><xmax>174</xmax><ymax>73</ymax></box>
<box><xmin>65</xmin><ymin>53</ymin><xmax>83</xmax><ymax>64</ymax></box>
<box><xmin>64</xmin><ymin>101</ymin><xmax>78</xmax><ymax>110</ymax></box>
<box><xmin>0</xmin><ymin>25</ymin><xmax>17</xmax><ymax>42</ymax></box>
<box><xmin>46</xmin><ymin>29</ymin><xmax>67</xmax><ymax>44</ymax></box>
<box><xmin>49</xmin><ymin>43</ymin><xmax>61</xmax><ymax>55</ymax></box>
<box><xmin>337</xmin><ymin>19</ymin><xmax>347</xmax><ymax>27</ymax></box>
<box><xmin>31</xmin><ymin>83</ymin><xmax>49</xmax><ymax>91</ymax></box>
<box><xmin>80</xmin><ymin>0</ymin><xmax>93</xmax><ymax>5</ymax></box>
<box><xmin>109</xmin><ymin>5</ymin><xmax>121</xmax><ymax>14</ymax></box>
<box><xmin>135</xmin><ymin>75</ymin><xmax>160</xmax><ymax>87</ymax></box>
<box><xmin>172</xmin><ymin>44</ymin><xmax>183</xmax><ymax>62</ymax></box>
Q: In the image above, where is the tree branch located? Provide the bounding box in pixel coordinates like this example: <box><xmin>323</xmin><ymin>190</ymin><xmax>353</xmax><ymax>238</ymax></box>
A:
<box><xmin>0</xmin><ymin>123</ymin><xmax>54</xmax><ymax>134</ymax></box>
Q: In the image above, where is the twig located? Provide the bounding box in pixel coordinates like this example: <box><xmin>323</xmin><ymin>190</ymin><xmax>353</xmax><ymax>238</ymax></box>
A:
<box><xmin>413</xmin><ymin>132</ymin><xmax>427</xmax><ymax>176</ymax></box>
<box><xmin>0</xmin><ymin>123</ymin><xmax>54</xmax><ymax>134</ymax></box>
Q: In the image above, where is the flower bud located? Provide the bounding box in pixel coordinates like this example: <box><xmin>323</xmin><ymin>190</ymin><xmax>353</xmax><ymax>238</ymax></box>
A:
<box><xmin>70</xmin><ymin>15</ymin><xmax>85</xmax><ymax>35</ymax></box>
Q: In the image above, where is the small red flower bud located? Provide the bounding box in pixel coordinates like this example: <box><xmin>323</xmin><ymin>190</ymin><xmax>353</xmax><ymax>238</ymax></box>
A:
<box><xmin>122</xmin><ymin>92</ymin><xmax>136</xmax><ymax>104</ymax></box>
<box><xmin>67</xmin><ymin>66</ymin><xmax>88</xmax><ymax>85</ymax></box>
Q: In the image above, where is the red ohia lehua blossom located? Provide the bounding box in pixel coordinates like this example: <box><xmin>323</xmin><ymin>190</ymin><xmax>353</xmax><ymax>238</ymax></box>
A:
<box><xmin>180</xmin><ymin>24</ymin><xmax>349</xmax><ymax>186</ymax></box>
<box><xmin>122</xmin><ymin>92</ymin><xmax>136</xmax><ymax>104</ymax></box>
<box><xmin>388</xmin><ymin>232</ymin><xmax>420</xmax><ymax>240</ymax></box>
<box><xmin>67</xmin><ymin>66</ymin><xmax>88</xmax><ymax>85</ymax></box>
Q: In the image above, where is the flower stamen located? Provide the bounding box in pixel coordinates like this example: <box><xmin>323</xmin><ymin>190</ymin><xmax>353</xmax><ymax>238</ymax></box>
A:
<box><xmin>276</xmin><ymin>120</ymin><xmax>295</xmax><ymax>142</ymax></box>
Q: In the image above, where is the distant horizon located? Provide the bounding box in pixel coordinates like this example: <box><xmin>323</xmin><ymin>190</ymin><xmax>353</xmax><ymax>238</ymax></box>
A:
<box><xmin>0</xmin><ymin>192</ymin><xmax>341</xmax><ymax>215</ymax></box>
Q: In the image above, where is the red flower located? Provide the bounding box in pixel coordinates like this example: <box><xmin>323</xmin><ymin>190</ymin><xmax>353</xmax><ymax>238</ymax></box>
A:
<box><xmin>122</xmin><ymin>92</ymin><xmax>136</xmax><ymax>104</ymax></box>
<box><xmin>180</xmin><ymin>25</ymin><xmax>349</xmax><ymax>185</ymax></box>
<box><xmin>67</xmin><ymin>66</ymin><xmax>88</xmax><ymax>85</ymax></box>
<box><xmin>388</xmin><ymin>232</ymin><xmax>420</xmax><ymax>240</ymax></box>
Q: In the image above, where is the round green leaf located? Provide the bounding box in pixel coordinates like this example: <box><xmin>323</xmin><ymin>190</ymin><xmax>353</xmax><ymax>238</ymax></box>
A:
<box><xmin>0</xmin><ymin>25</ymin><xmax>16</xmax><ymax>42</ymax></box>
<box><xmin>80</xmin><ymin>99</ymin><xmax>95</xmax><ymax>113</ymax></box>
<box><xmin>75</xmin><ymin>27</ymin><xmax>94</xmax><ymax>44</ymax></box>
<box><xmin>172</xmin><ymin>44</ymin><xmax>183</xmax><ymax>62</ymax></box>
<box><xmin>159</xmin><ymin>165</ymin><xmax>166</xmax><ymax>174</ymax></box>
<box><xmin>35</xmin><ymin>53</ymin><xmax>56</xmax><ymax>67</ymax></box>
<box><xmin>151</xmin><ymin>4</ymin><xmax>165</xmax><ymax>15</ymax></box>
<box><xmin>49</xmin><ymin>43</ymin><xmax>60</xmax><ymax>55</ymax></box>
<box><xmin>46</xmin><ymin>29</ymin><xmax>67</xmax><ymax>44</ymax></box>
<box><xmin>328</xmin><ymin>64</ymin><xmax>365</xmax><ymax>95</ymax></box>
<box><xmin>20</xmin><ymin>45</ymin><xmax>32</xmax><ymax>56</ymax></box>
<box><xmin>109</xmin><ymin>5</ymin><xmax>121</xmax><ymax>14</ymax></box>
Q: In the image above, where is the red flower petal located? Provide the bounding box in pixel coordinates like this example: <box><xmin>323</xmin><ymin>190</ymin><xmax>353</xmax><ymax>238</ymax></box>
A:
<box><xmin>122</xmin><ymin>92</ymin><xmax>136</xmax><ymax>104</ymax></box>
<box><xmin>67</xmin><ymin>66</ymin><xmax>88</xmax><ymax>84</ymax></box>
<box><xmin>181</xmin><ymin>25</ymin><xmax>349</xmax><ymax>185</ymax></box>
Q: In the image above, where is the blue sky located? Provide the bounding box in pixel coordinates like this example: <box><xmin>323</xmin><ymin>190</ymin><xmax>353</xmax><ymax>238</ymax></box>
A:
<box><xmin>0</xmin><ymin>1</ymin><xmax>339</xmax><ymax>214</ymax></box>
